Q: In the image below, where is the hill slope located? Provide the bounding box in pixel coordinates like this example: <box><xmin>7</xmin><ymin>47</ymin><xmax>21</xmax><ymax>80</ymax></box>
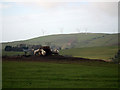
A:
<box><xmin>60</xmin><ymin>46</ymin><xmax>118</xmax><ymax>60</ymax></box>
<box><xmin>2</xmin><ymin>33</ymin><xmax>119</xmax><ymax>49</ymax></box>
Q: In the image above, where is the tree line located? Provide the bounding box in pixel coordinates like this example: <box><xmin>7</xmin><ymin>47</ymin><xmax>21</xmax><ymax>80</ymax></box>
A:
<box><xmin>4</xmin><ymin>43</ymin><xmax>63</xmax><ymax>52</ymax></box>
<box><xmin>4</xmin><ymin>44</ymin><xmax>42</xmax><ymax>51</ymax></box>
<box><xmin>5</xmin><ymin>46</ymin><xmax>28</xmax><ymax>51</ymax></box>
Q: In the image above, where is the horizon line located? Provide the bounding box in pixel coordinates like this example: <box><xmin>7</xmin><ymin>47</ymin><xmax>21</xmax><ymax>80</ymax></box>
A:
<box><xmin>1</xmin><ymin>32</ymin><xmax>119</xmax><ymax>43</ymax></box>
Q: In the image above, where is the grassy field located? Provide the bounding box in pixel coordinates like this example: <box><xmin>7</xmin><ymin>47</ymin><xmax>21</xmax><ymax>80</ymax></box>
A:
<box><xmin>2</xmin><ymin>46</ymin><xmax>118</xmax><ymax>61</ymax></box>
<box><xmin>60</xmin><ymin>46</ymin><xmax>118</xmax><ymax>60</ymax></box>
<box><xmin>2</xmin><ymin>61</ymin><xmax>118</xmax><ymax>88</ymax></box>
<box><xmin>2</xmin><ymin>50</ymin><xmax>24</xmax><ymax>56</ymax></box>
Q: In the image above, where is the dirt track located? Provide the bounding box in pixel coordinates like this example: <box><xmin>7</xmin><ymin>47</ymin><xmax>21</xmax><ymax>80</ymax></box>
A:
<box><xmin>2</xmin><ymin>55</ymin><xmax>110</xmax><ymax>63</ymax></box>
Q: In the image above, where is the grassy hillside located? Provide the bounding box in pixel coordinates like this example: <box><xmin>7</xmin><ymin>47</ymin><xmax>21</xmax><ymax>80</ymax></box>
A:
<box><xmin>60</xmin><ymin>46</ymin><xmax>118</xmax><ymax>60</ymax></box>
<box><xmin>2</xmin><ymin>46</ymin><xmax>118</xmax><ymax>61</ymax></box>
<box><xmin>2</xmin><ymin>33</ymin><xmax>119</xmax><ymax>49</ymax></box>
<box><xmin>3</xmin><ymin>61</ymin><xmax>118</xmax><ymax>88</ymax></box>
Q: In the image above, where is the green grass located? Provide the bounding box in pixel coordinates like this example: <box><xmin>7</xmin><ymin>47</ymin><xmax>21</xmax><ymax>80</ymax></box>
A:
<box><xmin>2</xmin><ymin>46</ymin><xmax>118</xmax><ymax>61</ymax></box>
<box><xmin>2</xmin><ymin>33</ymin><xmax>119</xmax><ymax>49</ymax></box>
<box><xmin>2</xmin><ymin>51</ymin><xmax>24</xmax><ymax>56</ymax></box>
<box><xmin>60</xmin><ymin>46</ymin><xmax>118</xmax><ymax>60</ymax></box>
<box><xmin>2</xmin><ymin>61</ymin><xmax>118</xmax><ymax>88</ymax></box>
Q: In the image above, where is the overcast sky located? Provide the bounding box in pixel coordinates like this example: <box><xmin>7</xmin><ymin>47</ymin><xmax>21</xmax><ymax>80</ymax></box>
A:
<box><xmin>0</xmin><ymin>1</ymin><xmax>118</xmax><ymax>42</ymax></box>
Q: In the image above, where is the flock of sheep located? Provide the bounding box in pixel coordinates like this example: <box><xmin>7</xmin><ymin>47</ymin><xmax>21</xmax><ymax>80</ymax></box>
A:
<box><xmin>24</xmin><ymin>46</ymin><xmax>59</xmax><ymax>56</ymax></box>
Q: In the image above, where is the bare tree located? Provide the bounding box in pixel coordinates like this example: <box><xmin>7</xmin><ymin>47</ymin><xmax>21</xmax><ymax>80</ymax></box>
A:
<box><xmin>60</xmin><ymin>28</ymin><xmax>63</xmax><ymax>34</ymax></box>
<box><xmin>85</xmin><ymin>27</ymin><xmax>88</xmax><ymax>35</ymax></box>
<box><xmin>76</xmin><ymin>28</ymin><xmax>81</xmax><ymax>33</ymax></box>
<box><xmin>41</xmin><ymin>28</ymin><xmax>46</xmax><ymax>35</ymax></box>
<box><xmin>113</xmin><ymin>29</ymin><xmax>116</xmax><ymax>33</ymax></box>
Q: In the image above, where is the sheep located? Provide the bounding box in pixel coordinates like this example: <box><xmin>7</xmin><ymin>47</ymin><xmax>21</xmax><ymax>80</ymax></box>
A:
<box><xmin>54</xmin><ymin>49</ymin><xmax>59</xmax><ymax>53</ymax></box>
<box><xmin>52</xmin><ymin>49</ymin><xmax>59</xmax><ymax>55</ymax></box>
<box><xmin>34</xmin><ymin>48</ymin><xmax>46</xmax><ymax>56</ymax></box>
<box><xmin>40</xmin><ymin>49</ymin><xmax>46</xmax><ymax>56</ymax></box>
<box><xmin>34</xmin><ymin>49</ymin><xmax>40</xmax><ymax>55</ymax></box>
<box><xmin>33</xmin><ymin>46</ymin><xmax>59</xmax><ymax>56</ymax></box>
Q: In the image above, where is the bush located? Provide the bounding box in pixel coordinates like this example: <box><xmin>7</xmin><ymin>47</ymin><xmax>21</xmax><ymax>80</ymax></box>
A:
<box><xmin>112</xmin><ymin>50</ymin><xmax>120</xmax><ymax>63</ymax></box>
<box><xmin>5</xmin><ymin>46</ymin><xmax>12</xmax><ymax>51</ymax></box>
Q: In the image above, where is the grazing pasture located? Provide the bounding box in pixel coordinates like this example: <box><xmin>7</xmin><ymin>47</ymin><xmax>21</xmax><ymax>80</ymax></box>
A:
<box><xmin>2</xmin><ymin>46</ymin><xmax>118</xmax><ymax>61</ymax></box>
<box><xmin>2</xmin><ymin>50</ymin><xmax>24</xmax><ymax>56</ymax></box>
<box><xmin>60</xmin><ymin>46</ymin><xmax>118</xmax><ymax>61</ymax></box>
<box><xmin>2</xmin><ymin>57</ymin><xmax>118</xmax><ymax>88</ymax></box>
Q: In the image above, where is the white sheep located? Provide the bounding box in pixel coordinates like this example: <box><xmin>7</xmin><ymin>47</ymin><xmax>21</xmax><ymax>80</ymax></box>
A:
<box><xmin>34</xmin><ymin>48</ymin><xmax>46</xmax><ymax>56</ymax></box>
<box><xmin>34</xmin><ymin>49</ymin><xmax>40</xmax><ymax>55</ymax></box>
<box><xmin>52</xmin><ymin>49</ymin><xmax>59</xmax><ymax>55</ymax></box>
<box><xmin>54</xmin><ymin>49</ymin><xmax>59</xmax><ymax>53</ymax></box>
<box><xmin>40</xmin><ymin>49</ymin><xmax>46</xmax><ymax>56</ymax></box>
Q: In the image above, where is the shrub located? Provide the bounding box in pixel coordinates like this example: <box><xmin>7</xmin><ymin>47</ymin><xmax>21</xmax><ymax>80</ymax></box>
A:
<box><xmin>112</xmin><ymin>50</ymin><xmax>120</xmax><ymax>63</ymax></box>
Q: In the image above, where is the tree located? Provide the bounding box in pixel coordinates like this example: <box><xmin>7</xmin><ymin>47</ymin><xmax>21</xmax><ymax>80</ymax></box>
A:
<box><xmin>5</xmin><ymin>46</ymin><xmax>12</xmax><ymax>51</ymax></box>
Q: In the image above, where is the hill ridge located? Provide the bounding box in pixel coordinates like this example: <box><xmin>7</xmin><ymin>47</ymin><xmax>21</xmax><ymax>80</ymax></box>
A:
<box><xmin>2</xmin><ymin>33</ymin><xmax>119</xmax><ymax>49</ymax></box>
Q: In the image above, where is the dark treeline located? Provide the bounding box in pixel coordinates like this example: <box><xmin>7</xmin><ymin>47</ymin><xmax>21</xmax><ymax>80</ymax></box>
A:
<box><xmin>4</xmin><ymin>44</ymin><xmax>42</xmax><ymax>51</ymax></box>
<box><xmin>4</xmin><ymin>44</ymin><xmax>62</xmax><ymax>52</ymax></box>
<box><xmin>5</xmin><ymin>45</ymin><xmax>28</xmax><ymax>52</ymax></box>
